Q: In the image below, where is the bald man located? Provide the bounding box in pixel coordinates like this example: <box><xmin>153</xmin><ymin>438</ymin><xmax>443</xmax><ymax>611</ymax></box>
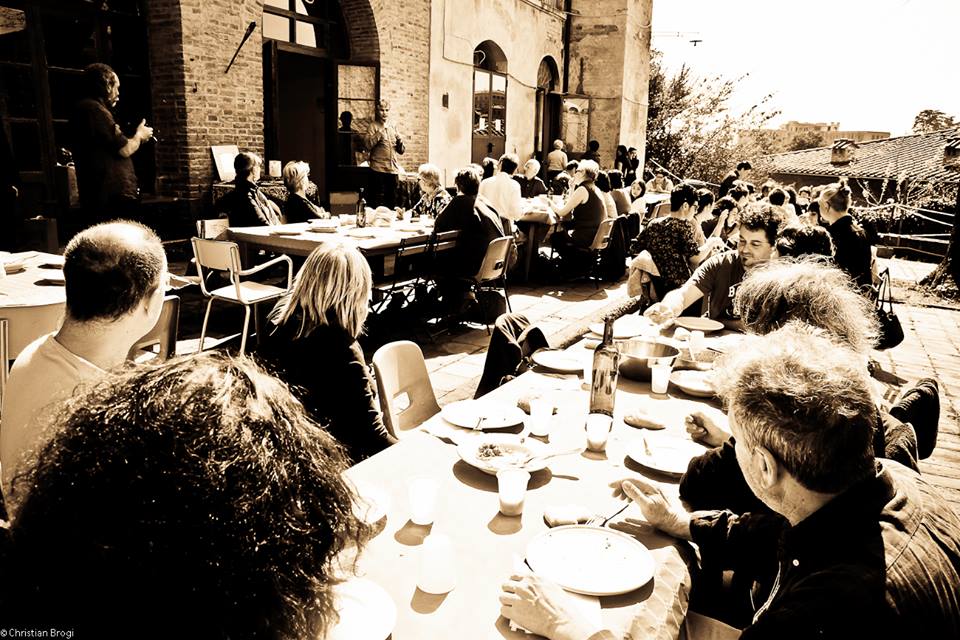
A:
<box><xmin>1</xmin><ymin>221</ymin><xmax>167</xmax><ymax>493</ymax></box>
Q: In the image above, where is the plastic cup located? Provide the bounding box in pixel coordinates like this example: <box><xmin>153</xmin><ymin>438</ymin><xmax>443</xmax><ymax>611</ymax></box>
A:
<box><xmin>417</xmin><ymin>533</ymin><xmax>457</xmax><ymax>594</ymax></box>
<box><xmin>496</xmin><ymin>468</ymin><xmax>531</xmax><ymax>516</ymax></box>
<box><xmin>689</xmin><ymin>330</ymin><xmax>705</xmax><ymax>360</ymax></box>
<box><xmin>528</xmin><ymin>399</ymin><xmax>553</xmax><ymax>437</ymax></box>
<box><xmin>408</xmin><ymin>478</ymin><xmax>438</xmax><ymax>525</ymax></box>
<box><xmin>651</xmin><ymin>363</ymin><xmax>672</xmax><ymax>395</ymax></box>
<box><xmin>585</xmin><ymin>413</ymin><xmax>613</xmax><ymax>452</ymax></box>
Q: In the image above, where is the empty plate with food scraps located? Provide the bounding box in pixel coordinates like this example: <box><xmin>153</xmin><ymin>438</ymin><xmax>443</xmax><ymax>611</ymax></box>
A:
<box><xmin>457</xmin><ymin>434</ymin><xmax>550</xmax><ymax>474</ymax></box>
<box><xmin>441</xmin><ymin>399</ymin><xmax>527</xmax><ymax>431</ymax></box>
<box><xmin>525</xmin><ymin>525</ymin><xmax>655</xmax><ymax>595</ymax></box>
<box><xmin>669</xmin><ymin>369</ymin><xmax>717</xmax><ymax>398</ymax></box>
<box><xmin>627</xmin><ymin>434</ymin><xmax>707</xmax><ymax>476</ymax></box>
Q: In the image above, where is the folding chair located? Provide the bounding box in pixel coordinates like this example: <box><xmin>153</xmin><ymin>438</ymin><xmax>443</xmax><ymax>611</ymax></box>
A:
<box><xmin>191</xmin><ymin>238</ymin><xmax>293</xmax><ymax>355</ymax></box>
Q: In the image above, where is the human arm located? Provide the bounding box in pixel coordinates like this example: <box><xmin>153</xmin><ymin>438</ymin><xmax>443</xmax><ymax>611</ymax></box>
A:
<box><xmin>685</xmin><ymin>410</ymin><xmax>731</xmax><ymax>447</ymax></box>
<box><xmin>643</xmin><ymin>279</ymin><xmax>704</xmax><ymax>325</ymax></box>
<box><xmin>117</xmin><ymin>119</ymin><xmax>153</xmax><ymax>158</ymax></box>
<box><xmin>550</xmin><ymin>185</ymin><xmax>588</xmax><ymax>218</ymax></box>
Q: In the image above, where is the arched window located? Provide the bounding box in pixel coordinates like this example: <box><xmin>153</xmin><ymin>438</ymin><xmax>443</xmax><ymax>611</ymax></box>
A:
<box><xmin>472</xmin><ymin>41</ymin><xmax>507</xmax><ymax>163</ymax></box>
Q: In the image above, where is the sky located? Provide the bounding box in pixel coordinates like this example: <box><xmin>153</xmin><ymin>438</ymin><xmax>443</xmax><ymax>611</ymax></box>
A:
<box><xmin>650</xmin><ymin>0</ymin><xmax>960</xmax><ymax>136</ymax></box>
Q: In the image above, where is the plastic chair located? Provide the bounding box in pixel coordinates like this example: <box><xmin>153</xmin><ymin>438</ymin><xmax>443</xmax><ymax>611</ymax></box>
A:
<box><xmin>191</xmin><ymin>237</ymin><xmax>293</xmax><ymax>355</ymax></box>
<box><xmin>329</xmin><ymin>191</ymin><xmax>359</xmax><ymax>216</ymax></box>
<box><xmin>127</xmin><ymin>295</ymin><xmax>180</xmax><ymax>362</ymax></box>
<box><xmin>196</xmin><ymin>218</ymin><xmax>230</xmax><ymax>239</ymax></box>
<box><xmin>579</xmin><ymin>217</ymin><xmax>617</xmax><ymax>288</ymax></box>
<box><xmin>371</xmin><ymin>340</ymin><xmax>440</xmax><ymax>438</ymax></box>
<box><xmin>465</xmin><ymin>236</ymin><xmax>513</xmax><ymax>332</ymax></box>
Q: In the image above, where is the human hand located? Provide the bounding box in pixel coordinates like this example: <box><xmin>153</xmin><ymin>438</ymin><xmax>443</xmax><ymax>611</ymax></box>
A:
<box><xmin>685</xmin><ymin>411</ymin><xmax>730</xmax><ymax>447</ymax></box>
<box><xmin>136</xmin><ymin>119</ymin><xmax>154</xmax><ymax>142</ymax></box>
<box><xmin>621</xmin><ymin>477</ymin><xmax>691</xmax><ymax>540</ymax></box>
<box><xmin>643</xmin><ymin>302</ymin><xmax>675</xmax><ymax>326</ymax></box>
<box><xmin>500</xmin><ymin>572</ymin><xmax>604</xmax><ymax>640</ymax></box>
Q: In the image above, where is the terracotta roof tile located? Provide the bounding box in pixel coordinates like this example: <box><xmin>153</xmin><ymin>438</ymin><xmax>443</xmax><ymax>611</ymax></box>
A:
<box><xmin>765</xmin><ymin>127</ymin><xmax>960</xmax><ymax>183</ymax></box>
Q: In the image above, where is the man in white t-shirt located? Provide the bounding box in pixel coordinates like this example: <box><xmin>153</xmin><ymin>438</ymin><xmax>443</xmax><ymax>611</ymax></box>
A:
<box><xmin>1</xmin><ymin>221</ymin><xmax>167</xmax><ymax>493</ymax></box>
<box><xmin>479</xmin><ymin>153</ymin><xmax>523</xmax><ymax>233</ymax></box>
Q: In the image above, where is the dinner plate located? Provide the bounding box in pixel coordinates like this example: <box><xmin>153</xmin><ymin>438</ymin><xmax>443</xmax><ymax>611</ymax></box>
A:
<box><xmin>395</xmin><ymin>223</ymin><xmax>424</xmax><ymax>233</ymax></box>
<box><xmin>268</xmin><ymin>228</ymin><xmax>302</xmax><ymax>236</ymax></box>
<box><xmin>3</xmin><ymin>261</ymin><xmax>25</xmax><ymax>274</ymax></box>
<box><xmin>456</xmin><ymin>434</ymin><xmax>550</xmax><ymax>475</ymax></box>
<box><xmin>525</xmin><ymin>525</ymin><xmax>655</xmax><ymax>596</ymax></box>
<box><xmin>441</xmin><ymin>399</ymin><xmax>526</xmax><ymax>431</ymax></box>
<box><xmin>669</xmin><ymin>370</ymin><xmax>716</xmax><ymax>398</ymax></box>
<box><xmin>588</xmin><ymin>315</ymin><xmax>648</xmax><ymax>340</ymax></box>
<box><xmin>704</xmin><ymin>333</ymin><xmax>745</xmax><ymax>354</ymax></box>
<box><xmin>326</xmin><ymin>578</ymin><xmax>396</xmax><ymax>640</ymax></box>
<box><xmin>627</xmin><ymin>434</ymin><xmax>706</xmax><ymax>476</ymax></box>
<box><xmin>673</xmin><ymin>317</ymin><xmax>724</xmax><ymax>333</ymax></box>
<box><xmin>531</xmin><ymin>349</ymin><xmax>584</xmax><ymax>373</ymax></box>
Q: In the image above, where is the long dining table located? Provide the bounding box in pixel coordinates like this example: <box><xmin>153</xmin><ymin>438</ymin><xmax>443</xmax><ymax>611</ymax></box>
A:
<box><xmin>344</xmin><ymin>326</ymin><xmax>731</xmax><ymax>639</ymax></box>
<box><xmin>0</xmin><ymin>251</ymin><xmax>67</xmax><ymax>401</ymax></box>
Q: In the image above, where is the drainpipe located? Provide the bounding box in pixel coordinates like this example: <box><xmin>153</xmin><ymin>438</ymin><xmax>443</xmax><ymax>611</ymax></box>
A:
<box><xmin>562</xmin><ymin>0</ymin><xmax>572</xmax><ymax>94</ymax></box>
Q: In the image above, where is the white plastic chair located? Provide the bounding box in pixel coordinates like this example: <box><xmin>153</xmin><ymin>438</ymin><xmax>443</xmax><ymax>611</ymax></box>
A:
<box><xmin>371</xmin><ymin>340</ymin><xmax>440</xmax><ymax>439</ymax></box>
<box><xmin>127</xmin><ymin>294</ymin><xmax>180</xmax><ymax>362</ymax></box>
<box><xmin>465</xmin><ymin>236</ymin><xmax>514</xmax><ymax>331</ymax></box>
<box><xmin>191</xmin><ymin>237</ymin><xmax>292</xmax><ymax>355</ymax></box>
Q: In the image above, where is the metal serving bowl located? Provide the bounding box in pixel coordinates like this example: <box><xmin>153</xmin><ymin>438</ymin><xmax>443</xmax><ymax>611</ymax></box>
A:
<box><xmin>618</xmin><ymin>339</ymin><xmax>680</xmax><ymax>381</ymax></box>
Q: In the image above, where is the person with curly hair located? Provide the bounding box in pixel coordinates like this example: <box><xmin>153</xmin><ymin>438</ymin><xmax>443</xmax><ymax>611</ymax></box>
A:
<box><xmin>2</xmin><ymin>352</ymin><xmax>371</xmax><ymax>639</ymax></box>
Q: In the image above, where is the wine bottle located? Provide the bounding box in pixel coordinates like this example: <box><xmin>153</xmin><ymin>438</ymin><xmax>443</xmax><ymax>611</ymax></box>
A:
<box><xmin>356</xmin><ymin>188</ymin><xmax>367</xmax><ymax>228</ymax></box>
<box><xmin>589</xmin><ymin>317</ymin><xmax>620</xmax><ymax>417</ymax></box>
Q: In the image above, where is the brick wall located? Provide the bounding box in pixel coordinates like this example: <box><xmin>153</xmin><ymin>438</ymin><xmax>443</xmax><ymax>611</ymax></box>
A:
<box><xmin>369</xmin><ymin>0</ymin><xmax>432</xmax><ymax>171</ymax></box>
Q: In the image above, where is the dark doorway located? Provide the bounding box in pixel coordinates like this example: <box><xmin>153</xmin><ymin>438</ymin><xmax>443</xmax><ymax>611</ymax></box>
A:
<box><xmin>276</xmin><ymin>50</ymin><xmax>327</xmax><ymax>198</ymax></box>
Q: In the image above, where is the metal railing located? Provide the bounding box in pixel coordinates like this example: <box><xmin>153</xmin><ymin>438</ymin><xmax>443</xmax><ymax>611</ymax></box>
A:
<box><xmin>853</xmin><ymin>203</ymin><xmax>954</xmax><ymax>259</ymax></box>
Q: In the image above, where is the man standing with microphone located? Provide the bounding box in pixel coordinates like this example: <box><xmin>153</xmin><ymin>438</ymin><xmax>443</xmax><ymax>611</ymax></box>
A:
<box><xmin>70</xmin><ymin>63</ymin><xmax>153</xmax><ymax>223</ymax></box>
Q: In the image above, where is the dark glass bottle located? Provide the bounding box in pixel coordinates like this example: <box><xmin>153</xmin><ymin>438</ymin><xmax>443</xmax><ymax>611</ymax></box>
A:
<box><xmin>589</xmin><ymin>317</ymin><xmax>620</xmax><ymax>417</ymax></box>
<box><xmin>356</xmin><ymin>188</ymin><xmax>367</xmax><ymax>227</ymax></box>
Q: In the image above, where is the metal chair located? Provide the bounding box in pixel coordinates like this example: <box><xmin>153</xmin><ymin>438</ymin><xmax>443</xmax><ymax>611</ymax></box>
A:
<box><xmin>371</xmin><ymin>340</ymin><xmax>440</xmax><ymax>439</ymax></box>
<box><xmin>191</xmin><ymin>237</ymin><xmax>292</xmax><ymax>355</ymax></box>
<box><xmin>127</xmin><ymin>295</ymin><xmax>180</xmax><ymax>362</ymax></box>
<box><xmin>371</xmin><ymin>235</ymin><xmax>432</xmax><ymax>315</ymax></box>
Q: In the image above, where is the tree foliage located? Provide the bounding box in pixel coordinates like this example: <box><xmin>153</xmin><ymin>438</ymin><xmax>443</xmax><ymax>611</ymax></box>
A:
<box><xmin>644</xmin><ymin>51</ymin><xmax>780</xmax><ymax>185</ymax></box>
<box><xmin>912</xmin><ymin>109</ymin><xmax>957</xmax><ymax>134</ymax></box>
<box><xmin>786</xmin><ymin>130</ymin><xmax>825</xmax><ymax>151</ymax></box>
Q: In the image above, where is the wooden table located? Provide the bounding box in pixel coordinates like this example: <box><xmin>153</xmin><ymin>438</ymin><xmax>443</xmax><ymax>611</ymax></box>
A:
<box><xmin>344</xmin><ymin>335</ymin><xmax>716</xmax><ymax>639</ymax></box>
<box><xmin>0</xmin><ymin>251</ymin><xmax>66</xmax><ymax>400</ymax></box>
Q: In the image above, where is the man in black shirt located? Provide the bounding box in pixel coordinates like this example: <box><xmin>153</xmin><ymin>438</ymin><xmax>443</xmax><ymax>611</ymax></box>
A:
<box><xmin>500</xmin><ymin>324</ymin><xmax>960</xmax><ymax>639</ymax></box>
<box><xmin>69</xmin><ymin>64</ymin><xmax>153</xmax><ymax>220</ymax></box>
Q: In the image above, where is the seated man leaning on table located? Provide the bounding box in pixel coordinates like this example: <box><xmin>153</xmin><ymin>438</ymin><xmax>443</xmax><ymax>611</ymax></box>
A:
<box><xmin>215</xmin><ymin>151</ymin><xmax>282</xmax><ymax>226</ymax></box>
<box><xmin>644</xmin><ymin>204</ymin><xmax>785</xmax><ymax>328</ymax></box>
<box><xmin>501</xmin><ymin>323</ymin><xmax>960</xmax><ymax>639</ymax></box>
<box><xmin>0</xmin><ymin>221</ymin><xmax>168</xmax><ymax>496</ymax></box>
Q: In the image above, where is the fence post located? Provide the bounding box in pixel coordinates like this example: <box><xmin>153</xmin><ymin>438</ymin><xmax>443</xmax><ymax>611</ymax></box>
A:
<box><xmin>895</xmin><ymin>204</ymin><xmax>903</xmax><ymax>250</ymax></box>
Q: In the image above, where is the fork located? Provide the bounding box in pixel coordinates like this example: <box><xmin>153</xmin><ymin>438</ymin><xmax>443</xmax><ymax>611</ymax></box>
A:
<box><xmin>586</xmin><ymin>501</ymin><xmax>631</xmax><ymax>528</ymax></box>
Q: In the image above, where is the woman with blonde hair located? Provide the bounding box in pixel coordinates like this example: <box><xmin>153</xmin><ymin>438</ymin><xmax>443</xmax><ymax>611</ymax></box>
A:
<box><xmin>257</xmin><ymin>243</ymin><xmax>395</xmax><ymax>463</ymax></box>
<box><xmin>408</xmin><ymin>163</ymin><xmax>451</xmax><ymax>219</ymax></box>
<box><xmin>818</xmin><ymin>177</ymin><xmax>873</xmax><ymax>291</ymax></box>
<box><xmin>282</xmin><ymin>160</ymin><xmax>329</xmax><ymax>223</ymax></box>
